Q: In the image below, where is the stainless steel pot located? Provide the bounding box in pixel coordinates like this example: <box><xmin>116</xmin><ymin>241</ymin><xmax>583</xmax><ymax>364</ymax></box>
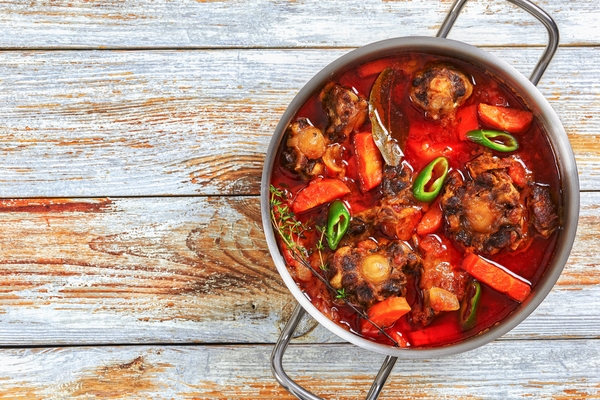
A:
<box><xmin>260</xmin><ymin>0</ymin><xmax>579</xmax><ymax>398</ymax></box>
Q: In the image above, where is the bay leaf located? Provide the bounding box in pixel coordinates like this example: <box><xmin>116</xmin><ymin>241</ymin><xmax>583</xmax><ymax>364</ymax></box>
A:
<box><xmin>368</xmin><ymin>67</ymin><xmax>410</xmax><ymax>166</ymax></box>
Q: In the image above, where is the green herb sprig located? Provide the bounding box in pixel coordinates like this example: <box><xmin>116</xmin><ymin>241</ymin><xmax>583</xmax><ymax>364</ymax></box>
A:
<box><xmin>315</xmin><ymin>225</ymin><xmax>328</xmax><ymax>271</ymax></box>
<box><xmin>269</xmin><ymin>184</ymin><xmax>400</xmax><ymax>347</ymax></box>
<box><xmin>270</xmin><ymin>185</ymin><xmax>308</xmax><ymax>256</ymax></box>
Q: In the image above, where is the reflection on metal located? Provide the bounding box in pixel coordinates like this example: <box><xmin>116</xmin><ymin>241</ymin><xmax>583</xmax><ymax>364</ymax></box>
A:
<box><xmin>436</xmin><ymin>0</ymin><xmax>559</xmax><ymax>86</ymax></box>
<box><xmin>271</xmin><ymin>303</ymin><xmax>397</xmax><ymax>400</ymax></box>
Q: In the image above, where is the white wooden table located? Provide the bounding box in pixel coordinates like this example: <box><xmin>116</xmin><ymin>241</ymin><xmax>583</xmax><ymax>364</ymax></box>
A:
<box><xmin>0</xmin><ymin>0</ymin><xmax>598</xmax><ymax>398</ymax></box>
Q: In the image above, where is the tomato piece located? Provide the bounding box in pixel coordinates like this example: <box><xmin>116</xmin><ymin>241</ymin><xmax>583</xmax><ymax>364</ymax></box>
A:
<box><xmin>455</xmin><ymin>104</ymin><xmax>479</xmax><ymax>141</ymax></box>
<box><xmin>461</xmin><ymin>253</ymin><xmax>531</xmax><ymax>302</ymax></box>
<box><xmin>354</xmin><ymin>132</ymin><xmax>384</xmax><ymax>192</ymax></box>
<box><xmin>420</xmin><ymin>235</ymin><xmax>460</xmax><ymax>266</ymax></box>
<box><xmin>508</xmin><ymin>161</ymin><xmax>528</xmax><ymax>187</ymax></box>
<box><xmin>407</xmin><ymin>139</ymin><xmax>454</xmax><ymax>164</ymax></box>
<box><xmin>388</xmin><ymin>330</ymin><xmax>410</xmax><ymax>348</ymax></box>
<box><xmin>281</xmin><ymin>247</ymin><xmax>313</xmax><ymax>282</ymax></box>
<box><xmin>292</xmin><ymin>178</ymin><xmax>351</xmax><ymax>214</ymax></box>
<box><xmin>392</xmin><ymin>207</ymin><xmax>422</xmax><ymax>241</ymax></box>
<box><xmin>416</xmin><ymin>204</ymin><xmax>443</xmax><ymax>235</ymax></box>
<box><xmin>478</xmin><ymin>103</ymin><xmax>533</xmax><ymax>134</ymax></box>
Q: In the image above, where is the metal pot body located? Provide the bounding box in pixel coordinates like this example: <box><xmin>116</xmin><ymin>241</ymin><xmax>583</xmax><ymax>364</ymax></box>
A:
<box><xmin>261</xmin><ymin>36</ymin><xmax>579</xmax><ymax>359</ymax></box>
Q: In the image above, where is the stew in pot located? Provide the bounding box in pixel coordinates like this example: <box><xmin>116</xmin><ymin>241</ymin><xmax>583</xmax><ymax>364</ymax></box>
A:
<box><xmin>269</xmin><ymin>52</ymin><xmax>561</xmax><ymax>348</ymax></box>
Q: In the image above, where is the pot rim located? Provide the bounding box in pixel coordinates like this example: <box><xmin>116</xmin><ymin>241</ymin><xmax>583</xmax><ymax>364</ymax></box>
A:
<box><xmin>261</xmin><ymin>36</ymin><xmax>580</xmax><ymax>358</ymax></box>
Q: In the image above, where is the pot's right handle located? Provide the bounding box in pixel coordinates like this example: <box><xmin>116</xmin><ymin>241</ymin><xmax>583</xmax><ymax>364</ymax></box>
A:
<box><xmin>436</xmin><ymin>0</ymin><xmax>559</xmax><ymax>86</ymax></box>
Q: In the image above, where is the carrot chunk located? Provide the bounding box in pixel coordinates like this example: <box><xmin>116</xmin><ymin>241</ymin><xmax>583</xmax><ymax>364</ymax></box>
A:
<box><xmin>361</xmin><ymin>296</ymin><xmax>411</xmax><ymax>334</ymax></box>
<box><xmin>354</xmin><ymin>132</ymin><xmax>384</xmax><ymax>192</ymax></box>
<box><xmin>478</xmin><ymin>103</ymin><xmax>533</xmax><ymax>134</ymax></box>
<box><xmin>461</xmin><ymin>253</ymin><xmax>531</xmax><ymax>302</ymax></box>
<box><xmin>456</xmin><ymin>104</ymin><xmax>479</xmax><ymax>141</ymax></box>
<box><xmin>292</xmin><ymin>178</ymin><xmax>351</xmax><ymax>214</ymax></box>
<box><xmin>416</xmin><ymin>204</ymin><xmax>443</xmax><ymax>236</ymax></box>
<box><xmin>357</xmin><ymin>59</ymin><xmax>392</xmax><ymax>78</ymax></box>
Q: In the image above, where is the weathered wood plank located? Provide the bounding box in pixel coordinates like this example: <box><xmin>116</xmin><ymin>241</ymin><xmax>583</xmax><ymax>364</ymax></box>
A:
<box><xmin>0</xmin><ymin>0</ymin><xmax>595</xmax><ymax>396</ymax></box>
<box><xmin>0</xmin><ymin>196</ymin><xmax>332</xmax><ymax>345</ymax></box>
<box><xmin>0</xmin><ymin>47</ymin><xmax>598</xmax><ymax>196</ymax></box>
<box><xmin>0</xmin><ymin>192</ymin><xmax>596</xmax><ymax>345</ymax></box>
<box><xmin>0</xmin><ymin>341</ymin><xmax>598</xmax><ymax>399</ymax></box>
<box><xmin>0</xmin><ymin>0</ymin><xmax>597</xmax><ymax>49</ymax></box>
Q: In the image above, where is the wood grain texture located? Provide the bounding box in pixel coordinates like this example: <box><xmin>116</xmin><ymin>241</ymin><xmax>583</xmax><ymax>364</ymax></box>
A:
<box><xmin>0</xmin><ymin>341</ymin><xmax>598</xmax><ymax>399</ymax></box>
<box><xmin>0</xmin><ymin>47</ymin><xmax>598</xmax><ymax>197</ymax></box>
<box><xmin>0</xmin><ymin>0</ymin><xmax>597</xmax><ymax>396</ymax></box>
<box><xmin>0</xmin><ymin>196</ymin><xmax>332</xmax><ymax>345</ymax></box>
<box><xmin>0</xmin><ymin>0</ymin><xmax>598</xmax><ymax>49</ymax></box>
<box><xmin>0</xmin><ymin>192</ymin><xmax>596</xmax><ymax>345</ymax></box>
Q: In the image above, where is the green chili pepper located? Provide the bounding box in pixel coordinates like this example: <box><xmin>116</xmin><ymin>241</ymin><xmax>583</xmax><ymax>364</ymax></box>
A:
<box><xmin>460</xmin><ymin>280</ymin><xmax>481</xmax><ymax>330</ymax></box>
<box><xmin>327</xmin><ymin>200</ymin><xmax>350</xmax><ymax>250</ymax></box>
<box><xmin>466</xmin><ymin>129</ymin><xmax>519</xmax><ymax>152</ymax></box>
<box><xmin>412</xmin><ymin>156</ymin><xmax>449</xmax><ymax>203</ymax></box>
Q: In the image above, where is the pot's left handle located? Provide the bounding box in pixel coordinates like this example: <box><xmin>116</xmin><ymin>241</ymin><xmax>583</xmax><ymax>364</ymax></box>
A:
<box><xmin>436</xmin><ymin>0</ymin><xmax>559</xmax><ymax>86</ymax></box>
<box><xmin>271</xmin><ymin>303</ymin><xmax>398</xmax><ymax>400</ymax></box>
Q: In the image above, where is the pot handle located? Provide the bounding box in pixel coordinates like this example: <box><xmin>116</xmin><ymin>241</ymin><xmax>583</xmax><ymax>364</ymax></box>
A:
<box><xmin>271</xmin><ymin>302</ymin><xmax>398</xmax><ymax>400</ymax></box>
<box><xmin>436</xmin><ymin>0</ymin><xmax>559</xmax><ymax>86</ymax></box>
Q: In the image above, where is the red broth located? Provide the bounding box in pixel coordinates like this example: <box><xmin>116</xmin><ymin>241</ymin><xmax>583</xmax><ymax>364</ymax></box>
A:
<box><xmin>270</xmin><ymin>52</ymin><xmax>560</xmax><ymax>348</ymax></box>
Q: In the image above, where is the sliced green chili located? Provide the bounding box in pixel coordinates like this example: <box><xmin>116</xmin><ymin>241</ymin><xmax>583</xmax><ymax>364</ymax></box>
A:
<box><xmin>327</xmin><ymin>200</ymin><xmax>350</xmax><ymax>250</ymax></box>
<box><xmin>412</xmin><ymin>156</ymin><xmax>449</xmax><ymax>203</ymax></box>
<box><xmin>460</xmin><ymin>280</ymin><xmax>481</xmax><ymax>330</ymax></box>
<box><xmin>466</xmin><ymin>129</ymin><xmax>519</xmax><ymax>152</ymax></box>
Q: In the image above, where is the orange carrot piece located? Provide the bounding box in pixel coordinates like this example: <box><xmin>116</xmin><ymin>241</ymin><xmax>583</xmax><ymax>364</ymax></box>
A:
<box><xmin>456</xmin><ymin>104</ymin><xmax>479</xmax><ymax>141</ymax></box>
<box><xmin>354</xmin><ymin>132</ymin><xmax>384</xmax><ymax>192</ymax></box>
<box><xmin>416</xmin><ymin>204</ymin><xmax>443</xmax><ymax>236</ymax></box>
<box><xmin>357</xmin><ymin>59</ymin><xmax>392</xmax><ymax>78</ymax></box>
<box><xmin>291</xmin><ymin>178</ymin><xmax>351</xmax><ymax>214</ymax></box>
<box><xmin>478</xmin><ymin>103</ymin><xmax>533</xmax><ymax>134</ymax></box>
<box><xmin>364</xmin><ymin>296</ymin><xmax>411</xmax><ymax>329</ymax></box>
<box><xmin>461</xmin><ymin>253</ymin><xmax>531</xmax><ymax>302</ymax></box>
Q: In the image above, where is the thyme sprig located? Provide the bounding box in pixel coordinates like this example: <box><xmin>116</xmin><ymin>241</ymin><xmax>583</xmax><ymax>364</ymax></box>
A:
<box><xmin>269</xmin><ymin>185</ymin><xmax>308</xmax><ymax>256</ymax></box>
<box><xmin>315</xmin><ymin>225</ymin><xmax>328</xmax><ymax>271</ymax></box>
<box><xmin>269</xmin><ymin>184</ymin><xmax>399</xmax><ymax>347</ymax></box>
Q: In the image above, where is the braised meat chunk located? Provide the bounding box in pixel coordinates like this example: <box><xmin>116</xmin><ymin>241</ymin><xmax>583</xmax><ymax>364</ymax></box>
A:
<box><xmin>320</xmin><ymin>82</ymin><xmax>368</xmax><ymax>142</ymax></box>
<box><xmin>410</xmin><ymin>63</ymin><xmax>473</xmax><ymax>120</ymax></box>
<box><xmin>381</xmin><ymin>163</ymin><xmax>413</xmax><ymax>198</ymax></box>
<box><xmin>347</xmin><ymin>164</ymin><xmax>422</xmax><ymax>242</ymax></box>
<box><xmin>530</xmin><ymin>185</ymin><xmax>559</xmax><ymax>237</ymax></box>
<box><xmin>329</xmin><ymin>239</ymin><xmax>420</xmax><ymax>308</ymax></box>
<box><xmin>440</xmin><ymin>152</ymin><xmax>529</xmax><ymax>255</ymax></box>
<box><xmin>281</xmin><ymin>118</ymin><xmax>328</xmax><ymax>178</ymax></box>
<box><xmin>412</xmin><ymin>235</ymin><xmax>469</xmax><ymax>326</ymax></box>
